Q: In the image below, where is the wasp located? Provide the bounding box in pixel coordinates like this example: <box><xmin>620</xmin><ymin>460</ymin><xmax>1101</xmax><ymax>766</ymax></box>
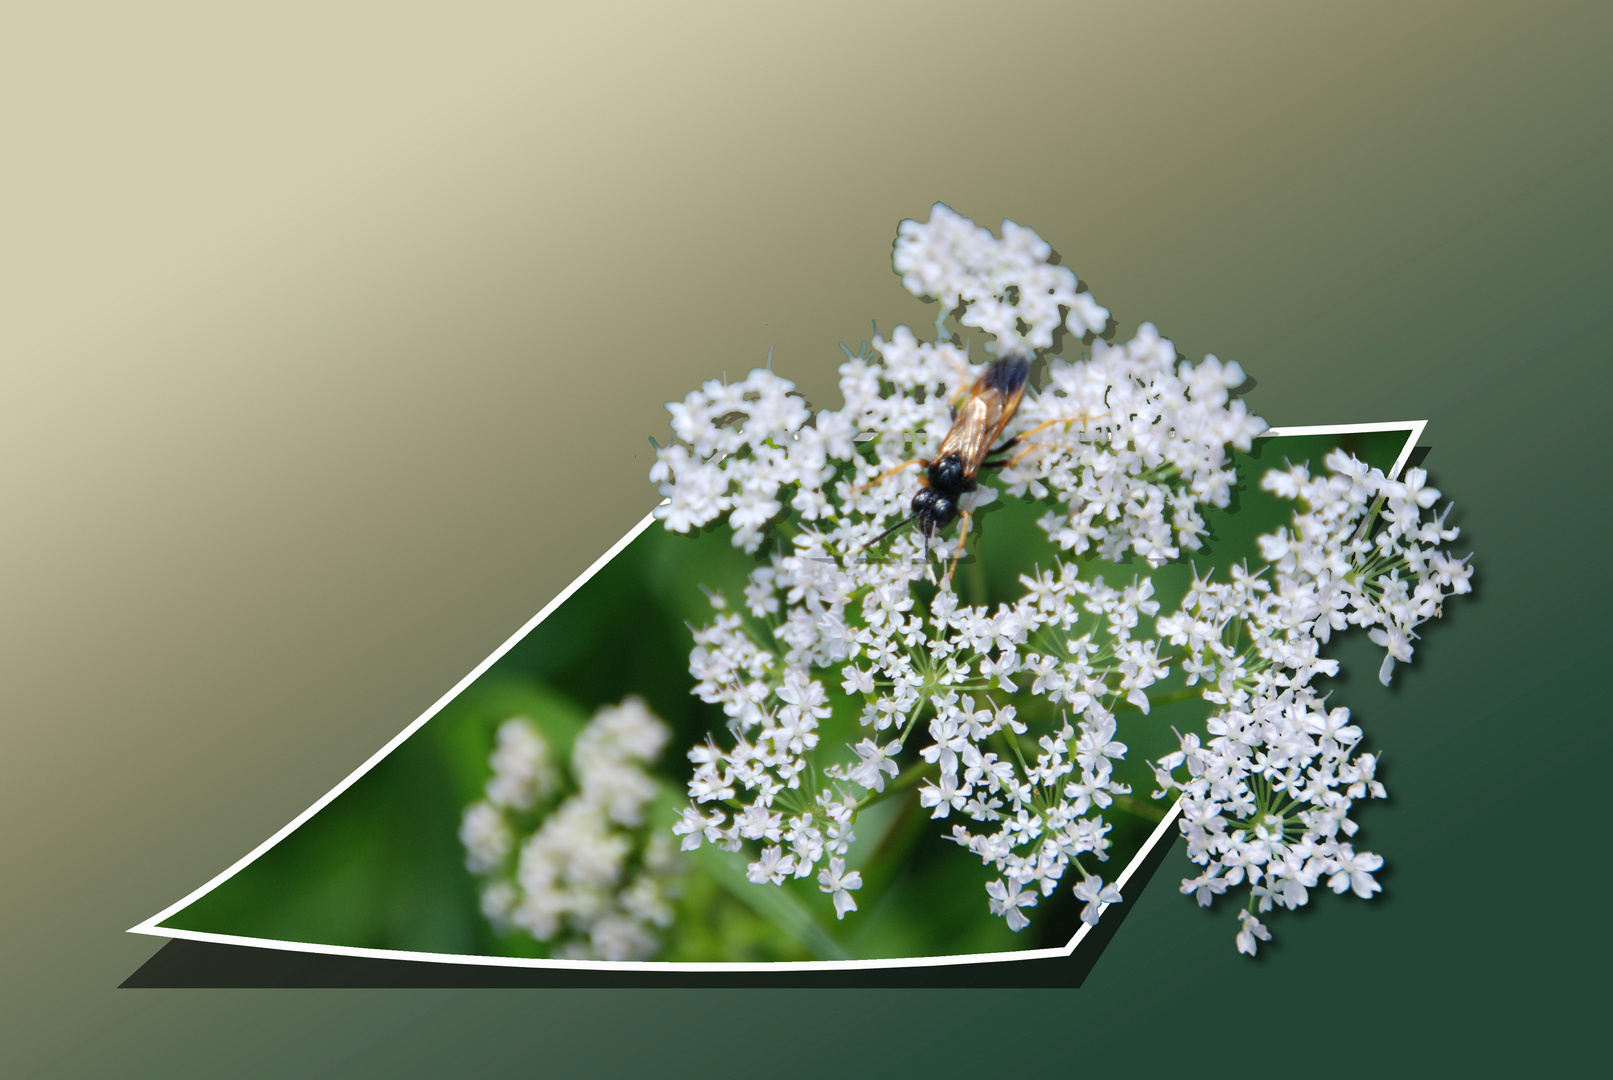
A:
<box><xmin>859</xmin><ymin>355</ymin><xmax>1030</xmax><ymax>561</ymax></box>
<box><xmin>859</xmin><ymin>355</ymin><xmax>1106</xmax><ymax>567</ymax></box>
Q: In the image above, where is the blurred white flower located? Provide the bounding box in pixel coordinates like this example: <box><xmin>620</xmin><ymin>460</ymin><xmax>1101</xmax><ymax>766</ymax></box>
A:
<box><xmin>458</xmin><ymin>801</ymin><xmax>512</xmax><ymax>875</ymax></box>
<box><xmin>461</xmin><ymin>699</ymin><xmax>678</xmax><ymax>961</ymax></box>
<box><xmin>484</xmin><ymin>717</ymin><xmax>558</xmax><ymax>811</ymax></box>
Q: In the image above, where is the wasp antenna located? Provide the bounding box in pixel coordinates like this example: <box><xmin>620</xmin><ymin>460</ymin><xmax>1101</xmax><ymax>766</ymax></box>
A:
<box><xmin>859</xmin><ymin>513</ymin><xmax>920</xmax><ymax>553</ymax></box>
<box><xmin>648</xmin><ymin>435</ymin><xmax>662</xmax><ymax>451</ymax></box>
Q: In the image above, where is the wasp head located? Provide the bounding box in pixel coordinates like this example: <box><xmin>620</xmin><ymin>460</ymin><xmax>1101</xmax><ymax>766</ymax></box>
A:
<box><xmin>910</xmin><ymin>487</ymin><xmax>959</xmax><ymax>541</ymax></box>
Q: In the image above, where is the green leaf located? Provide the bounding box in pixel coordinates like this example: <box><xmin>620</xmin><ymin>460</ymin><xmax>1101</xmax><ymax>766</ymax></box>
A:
<box><xmin>691</xmin><ymin>844</ymin><xmax>851</xmax><ymax>962</ymax></box>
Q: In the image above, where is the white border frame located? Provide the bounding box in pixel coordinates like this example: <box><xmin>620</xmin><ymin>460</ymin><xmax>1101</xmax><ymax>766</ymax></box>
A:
<box><xmin>128</xmin><ymin>420</ymin><xmax>1425</xmax><ymax>973</ymax></box>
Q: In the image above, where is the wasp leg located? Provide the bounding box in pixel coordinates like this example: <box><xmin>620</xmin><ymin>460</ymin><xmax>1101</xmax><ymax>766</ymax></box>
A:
<box><xmin>982</xmin><ymin>414</ymin><xmax>1111</xmax><ymax>469</ymax></box>
<box><xmin>942</xmin><ymin>508</ymin><xmax>973</xmax><ymax>587</ymax></box>
<box><xmin>981</xmin><ymin>441</ymin><xmax>1073</xmax><ymax>469</ymax></box>
<box><xmin>1004</xmin><ymin>414</ymin><xmax>1110</xmax><ymax>445</ymax></box>
<box><xmin>852</xmin><ymin>458</ymin><xmax>925</xmax><ymax>494</ymax></box>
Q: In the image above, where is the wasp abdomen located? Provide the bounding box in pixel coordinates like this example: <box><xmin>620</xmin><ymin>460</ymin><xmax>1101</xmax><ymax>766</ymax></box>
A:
<box><xmin>981</xmin><ymin>355</ymin><xmax>1029</xmax><ymax>398</ymax></box>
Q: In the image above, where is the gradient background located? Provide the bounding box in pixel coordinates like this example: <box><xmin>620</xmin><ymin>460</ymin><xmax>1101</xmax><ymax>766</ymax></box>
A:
<box><xmin>2</xmin><ymin>1</ymin><xmax>1605</xmax><ymax>1074</ymax></box>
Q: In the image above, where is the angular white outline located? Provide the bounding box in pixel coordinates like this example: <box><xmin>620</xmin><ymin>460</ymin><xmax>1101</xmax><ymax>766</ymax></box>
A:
<box><xmin>128</xmin><ymin>421</ymin><xmax>1424</xmax><ymax>973</ymax></box>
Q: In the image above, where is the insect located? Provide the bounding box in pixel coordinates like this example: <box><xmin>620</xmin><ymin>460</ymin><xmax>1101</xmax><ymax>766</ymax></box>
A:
<box><xmin>859</xmin><ymin>355</ymin><xmax>1107</xmax><ymax>568</ymax></box>
<box><xmin>860</xmin><ymin>355</ymin><xmax>1031</xmax><ymax>560</ymax></box>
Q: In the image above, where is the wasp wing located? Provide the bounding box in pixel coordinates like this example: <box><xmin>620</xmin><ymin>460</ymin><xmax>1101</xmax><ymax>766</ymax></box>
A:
<box><xmin>935</xmin><ymin>357</ymin><xmax>1029</xmax><ymax>474</ymax></box>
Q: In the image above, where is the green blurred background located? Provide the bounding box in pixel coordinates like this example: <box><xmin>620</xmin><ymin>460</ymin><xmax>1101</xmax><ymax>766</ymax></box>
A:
<box><xmin>2</xmin><ymin>0</ymin><xmax>1605</xmax><ymax>1074</ymax></box>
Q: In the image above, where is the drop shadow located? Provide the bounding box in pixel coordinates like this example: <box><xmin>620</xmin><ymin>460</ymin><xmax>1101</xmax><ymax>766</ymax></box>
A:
<box><xmin>120</xmin><ymin>826</ymin><xmax>1179</xmax><ymax>989</ymax></box>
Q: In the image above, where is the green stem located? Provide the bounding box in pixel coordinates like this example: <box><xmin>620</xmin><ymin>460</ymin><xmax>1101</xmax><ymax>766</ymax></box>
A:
<box><xmin>999</xmin><ymin>728</ymin><xmax>1033</xmax><ymax>780</ymax></box>
<box><xmin>1120</xmin><ymin>686</ymin><xmax>1204</xmax><ymax>712</ymax></box>
<box><xmin>1109</xmin><ymin>793</ymin><xmax>1167</xmax><ymax>823</ymax></box>
<box><xmin>854</xmin><ymin>759</ymin><xmax>938</xmax><ymax>813</ymax></box>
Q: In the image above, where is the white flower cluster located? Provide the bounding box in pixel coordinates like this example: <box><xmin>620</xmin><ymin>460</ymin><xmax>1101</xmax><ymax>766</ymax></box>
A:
<box><xmin>893</xmin><ymin>202</ymin><xmax>1110</xmax><ymax>355</ymax></box>
<box><xmin>460</xmin><ymin>699</ymin><xmax>680</xmax><ymax>961</ymax></box>
<box><xmin>1149</xmin><ymin>450</ymin><xmax>1472</xmax><ymax>952</ymax></box>
<box><xmin>1003</xmin><ymin>325</ymin><xmax>1267</xmax><ymax>565</ymax></box>
<box><xmin>670</xmin><ymin>569</ymin><xmax>870</xmax><ymax>919</ymax></box>
<box><xmin>651</xmin><ymin>207</ymin><xmax>1473</xmax><ymax>953</ymax></box>
<box><xmin>653</xmin><ymin>203</ymin><xmax>1266</xmax><ymax>572</ymax></box>
<box><xmin>650</xmin><ymin>366</ymin><xmax>858</xmax><ymax>552</ymax></box>
<box><xmin>1157</xmin><ymin>677</ymin><xmax>1388</xmax><ymax>957</ymax></box>
<box><xmin>1257</xmin><ymin>452</ymin><xmax>1473</xmax><ymax>685</ymax></box>
<box><xmin>926</xmin><ymin>570</ymin><xmax>1176</xmax><ymax>930</ymax></box>
<box><xmin>671</xmin><ymin>537</ymin><xmax>1178</xmax><ymax>931</ymax></box>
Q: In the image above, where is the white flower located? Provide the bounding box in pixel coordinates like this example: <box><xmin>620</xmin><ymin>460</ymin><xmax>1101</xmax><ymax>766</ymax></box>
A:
<box><xmin>747</xmin><ymin>845</ymin><xmax>796</xmax><ymax>886</ymax></box>
<box><xmin>1236</xmin><ymin>909</ymin><xmax>1271</xmax><ymax>956</ymax></box>
<box><xmin>818</xmin><ymin>857</ymin><xmax>863</xmax><ymax>920</ymax></box>
<box><xmin>846</xmin><ymin>738</ymin><xmax>902</xmax><ymax>792</ymax></box>
<box><xmin>1328</xmin><ymin>845</ymin><xmax>1384</xmax><ymax>898</ymax></box>
<box><xmin>1073</xmin><ymin>875</ymin><xmax>1123</xmax><ymax>926</ymax></box>
<box><xmin>1369</xmin><ymin>623</ymin><xmax>1416</xmax><ymax>685</ymax></box>
<box><xmin>672</xmin><ymin>806</ymin><xmax>726</xmax><ymax>851</ymax></box>
<box><xmin>986</xmin><ymin>877</ymin><xmax>1039</xmax><ymax>932</ymax></box>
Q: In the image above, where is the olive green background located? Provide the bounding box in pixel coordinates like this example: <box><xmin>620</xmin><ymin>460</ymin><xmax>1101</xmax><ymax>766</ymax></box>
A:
<box><xmin>1</xmin><ymin>1</ymin><xmax>1605</xmax><ymax>1075</ymax></box>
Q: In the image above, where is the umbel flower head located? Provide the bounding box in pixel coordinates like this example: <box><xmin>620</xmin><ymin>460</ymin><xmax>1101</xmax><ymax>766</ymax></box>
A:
<box><xmin>460</xmin><ymin>698</ymin><xmax>679</xmax><ymax>961</ymax></box>
<box><xmin>652</xmin><ymin>204</ymin><xmax>1473</xmax><ymax>955</ymax></box>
